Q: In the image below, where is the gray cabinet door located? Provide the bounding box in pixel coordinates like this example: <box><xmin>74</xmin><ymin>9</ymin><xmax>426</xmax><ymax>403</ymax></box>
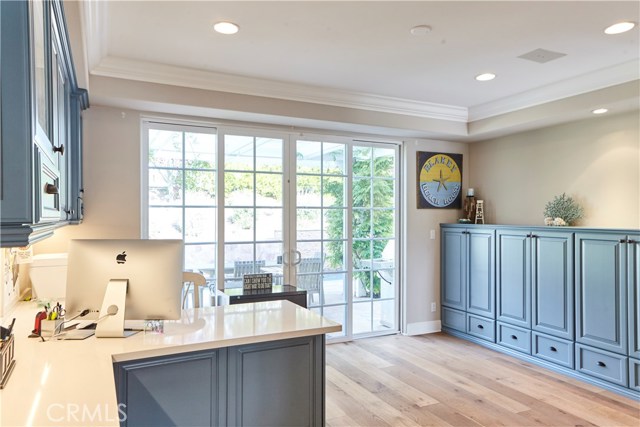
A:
<box><xmin>227</xmin><ymin>335</ymin><xmax>324</xmax><ymax>426</ymax></box>
<box><xmin>629</xmin><ymin>236</ymin><xmax>640</xmax><ymax>359</ymax></box>
<box><xmin>115</xmin><ymin>350</ymin><xmax>226</xmax><ymax>427</ymax></box>
<box><xmin>497</xmin><ymin>230</ymin><xmax>531</xmax><ymax>328</ymax></box>
<box><xmin>467</xmin><ymin>229</ymin><xmax>495</xmax><ymax>318</ymax></box>
<box><xmin>532</xmin><ymin>231</ymin><xmax>574</xmax><ymax>339</ymax></box>
<box><xmin>441</xmin><ymin>228</ymin><xmax>466</xmax><ymax>310</ymax></box>
<box><xmin>576</xmin><ymin>233</ymin><xmax>627</xmax><ymax>355</ymax></box>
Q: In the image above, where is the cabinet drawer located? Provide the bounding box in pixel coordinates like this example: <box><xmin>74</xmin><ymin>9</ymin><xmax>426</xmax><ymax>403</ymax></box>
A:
<box><xmin>533</xmin><ymin>332</ymin><xmax>574</xmax><ymax>369</ymax></box>
<box><xmin>629</xmin><ymin>359</ymin><xmax>640</xmax><ymax>391</ymax></box>
<box><xmin>467</xmin><ymin>314</ymin><xmax>495</xmax><ymax>342</ymax></box>
<box><xmin>575</xmin><ymin>344</ymin><xmax>628</xmax><ymax>387</ymax></box>
<box><xmin>442</xmin><ymin>307</ymin><xmax>466</xmax><ymax>333</ymax></box>
<box><xmin>498</xmin><ymin>322</ymin><xmax>531</xmax><ymax>354</ymax></box>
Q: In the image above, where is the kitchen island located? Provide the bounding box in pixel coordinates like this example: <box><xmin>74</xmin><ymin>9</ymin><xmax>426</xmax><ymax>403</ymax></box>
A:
<box><xmin>0</xmin><ymin>300</ymin><xmax>341</xmax><ymax>426</ymax></box>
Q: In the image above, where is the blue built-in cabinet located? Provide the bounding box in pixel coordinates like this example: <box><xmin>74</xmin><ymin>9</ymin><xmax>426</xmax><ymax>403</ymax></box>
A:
<box><xmin>0</xmin><ymin>0</ymin><xmax>88</xmax><ymax>247</ymax></box>
<box><xmin>441</xmin><ymin>224</ymin><xmax>640</xmax><ymax>400</ymax></box>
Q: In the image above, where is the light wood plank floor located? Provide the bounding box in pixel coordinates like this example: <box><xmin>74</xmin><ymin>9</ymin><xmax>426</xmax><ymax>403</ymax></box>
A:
<box><xmin>326</xmin><ymin>333</ymin><xmax>640</xmax><ymax>427</ymax></box>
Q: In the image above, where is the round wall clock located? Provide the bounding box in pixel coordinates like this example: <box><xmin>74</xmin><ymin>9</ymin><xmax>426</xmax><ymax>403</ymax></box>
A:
<box><xmin>416</xmin><ymin>152</ymin><xmax>462</xmax><ymax>209</ymax></box>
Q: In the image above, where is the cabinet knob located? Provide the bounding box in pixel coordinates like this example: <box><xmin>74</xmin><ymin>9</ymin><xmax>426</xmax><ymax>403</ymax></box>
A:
<box><xmin>628</xmin><ymin>239</ymin><xmax>636</xmax><ymax>244</ymax></box>
<box><xmin>510</xmin><ymin>334</ymin><xmax>518</xmax><ymax>340</ymax></box>
<box><xmin>44</xmin><ymin>183</ymin><xmax>59</xmax><ymax>195</ymax></box>
<box><xmin>477</xmin><ymin>324</ymin><xmax>484</xmax><ymax>329</ymax></box>
<box><xmin>597</xmin><ymin>361</ymin><xmax>606</xmax><ymax>367</ymax></box>
<box><xmin>619</xmin><ymin>239</ymin><xmax>628</xmax><ymax>243</ymax></box>
<box><xmin>549</xmin><ymin>346</ymin><xmax>557</xmax><ymax>352</ymax></box>
<box><xmin>53</xmin><ymin>144</ymin><xmax>65</xmax><ymax>155</ymax></box>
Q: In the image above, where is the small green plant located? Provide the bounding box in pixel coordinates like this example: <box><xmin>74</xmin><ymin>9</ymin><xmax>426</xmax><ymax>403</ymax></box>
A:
<box><xmin>543</xmin><ymin>193</ymin><xmax>584</xmax><ymax>225</ymax></box>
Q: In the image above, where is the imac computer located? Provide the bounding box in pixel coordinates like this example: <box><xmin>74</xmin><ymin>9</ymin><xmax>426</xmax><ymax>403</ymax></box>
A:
<box><xmin>65</xmin><ymin>239</ymin><xmax>184</xmax><ymax>338</ymax></box>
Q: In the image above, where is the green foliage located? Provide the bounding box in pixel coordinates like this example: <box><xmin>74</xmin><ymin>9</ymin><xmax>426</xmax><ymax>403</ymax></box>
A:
<box><xmin>325</xmin><ymin>149</ymin><xmax>395</xmax><ymax>298</ymax></box>
<box><xmin>543</xmin><ymin>193</ymin><xmax>584</xmax><ymax>225</ymax></box>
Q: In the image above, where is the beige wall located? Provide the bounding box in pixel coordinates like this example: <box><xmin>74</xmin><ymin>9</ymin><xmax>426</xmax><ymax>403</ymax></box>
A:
<box><xmin>468</xmin><ymin>111</ymin><xmax>640</xmax><ymax>228</ymax></box>
<box><xmin>402</xmin><ymin>140</ymin><xmax>468</xmax><ymax>332</ymax></box>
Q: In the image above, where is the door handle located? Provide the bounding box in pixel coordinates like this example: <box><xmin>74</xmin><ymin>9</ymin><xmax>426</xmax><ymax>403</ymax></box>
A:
<box><xmin>292</xmin><ymin>250</ymin><xmax>302</xmax><ymax>266</ymax></box>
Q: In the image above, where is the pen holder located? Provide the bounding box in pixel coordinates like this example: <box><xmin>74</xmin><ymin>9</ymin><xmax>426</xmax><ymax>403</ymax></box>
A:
<box><xmin>41</xmin><ymin>319</ymin><xmax>64</xmax><ymax>337</ymax></box>
<box><xmin>0</xmin><ymin>334</ymin><xmax>16</xmax><ymax>389</ymax></box>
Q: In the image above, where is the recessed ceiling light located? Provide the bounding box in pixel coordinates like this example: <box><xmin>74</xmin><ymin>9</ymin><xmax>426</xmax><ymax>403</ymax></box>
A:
<box><xmin>592</xmin><ymin>108</ymin><xmax>609</xmax><ymax>114</ymax></box>
<box><xmin>475</xmin><ymin>73</ymin><xmax>496</xmax><ymax>82</ymax></box>
<box><xmin>213</xmin><ymin>21</ymin><xmax>239</xmax><ymax>35</ymax></box>
<box><xmin>604</xmin><ymin>21</ymin><xmax>636</xmax><ymax>35</ymax></box>
<box><xmin>410</xmin><ymin>25</ymin><xmax>432</xmax><ymax>36</ymax></box>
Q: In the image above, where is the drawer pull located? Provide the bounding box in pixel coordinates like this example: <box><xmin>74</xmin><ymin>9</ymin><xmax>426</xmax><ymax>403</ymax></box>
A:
<box><xmin>629</xmin><ymin>239</ymin><xmax>636</xmax><ymax>244</ymax></box>
<box><xmin>477</xmin><ymin>324</ymin><xmax>484</xmax><ymax>330</ymax></box>
<box><xmin>619</xmin><ymin>239</ymin><xmax>628</xmax><ymax>243</ymax></box>
<box><xmin>510</xmin><ymin>334</ymin><xmax>518</xmax><ymax>340</ymax></box>
<box><xmin>45</xmin><ymin>183</ymin><xmax>59</xmax><ymax>195</ymax></box>
<box><xmin>597</xmin><ymin>361</ymin><xmax>606</xmax><ymax>367</ymax></box>
<box><xmin>550</xmin><ymin>346</ymin><xmax>557</xmax><ymax>352</ymax></box>
<box><xmin>53</xmin><ymin>144</ymin><xmax>65</xmax><ymax>155</ymax></box>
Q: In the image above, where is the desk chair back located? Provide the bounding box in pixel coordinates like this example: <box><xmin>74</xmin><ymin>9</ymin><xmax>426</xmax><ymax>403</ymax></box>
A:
<box><xmin>182</xmin><ymin>272</ymin><xmax>208</xmax><ymax>309</ymax></box>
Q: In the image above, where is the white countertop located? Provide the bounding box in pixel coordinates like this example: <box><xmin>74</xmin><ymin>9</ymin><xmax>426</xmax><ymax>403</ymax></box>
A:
<box><xmin>0</xmin><ymin>300</ymin><xmax>341</xmax><ymax>427</ymax></box>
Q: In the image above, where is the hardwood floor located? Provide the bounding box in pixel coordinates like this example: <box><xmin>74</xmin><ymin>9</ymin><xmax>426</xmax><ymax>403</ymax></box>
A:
<box><xmin>326</xmin><ymin>333</ymin><xmax>640</xmax><ymax>426</ymax></box>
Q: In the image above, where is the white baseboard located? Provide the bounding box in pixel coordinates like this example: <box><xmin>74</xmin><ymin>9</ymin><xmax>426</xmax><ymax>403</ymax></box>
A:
<box><xmin>404</xmin><ymin>320</ymin><xmax>441</xmax><ymax>336</ymax></box>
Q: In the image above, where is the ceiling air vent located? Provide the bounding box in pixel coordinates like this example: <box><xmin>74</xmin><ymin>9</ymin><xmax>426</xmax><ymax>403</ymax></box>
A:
<box><xmin>518</xmin><ymin>48</ymin><xmax>567</xmax><ymax>64</ymax></box>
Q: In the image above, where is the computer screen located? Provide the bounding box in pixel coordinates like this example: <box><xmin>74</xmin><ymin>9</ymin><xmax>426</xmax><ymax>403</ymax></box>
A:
<box><xmin>65</xmin><ymin>239</ymin><xmax>184</xmax><ymax>324</ymax></box>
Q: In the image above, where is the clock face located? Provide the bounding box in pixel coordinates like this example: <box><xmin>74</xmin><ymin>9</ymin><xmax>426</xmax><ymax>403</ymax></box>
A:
<box><xmin>417</xmin><ymin>152</ymin><xmax>462</xmax><ymax>209</ymax></box>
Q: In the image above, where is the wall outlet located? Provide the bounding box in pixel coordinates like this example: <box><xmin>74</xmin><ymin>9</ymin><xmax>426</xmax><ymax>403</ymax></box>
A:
<box><xmin>430</xmin><ymin>230</ymin><xmax>436</xmax><ymax>240</ymax></box>
<box><xmin>431</xmin><ymin>302</ymin><xmax>437</xmax><ymax>312</ymax></box>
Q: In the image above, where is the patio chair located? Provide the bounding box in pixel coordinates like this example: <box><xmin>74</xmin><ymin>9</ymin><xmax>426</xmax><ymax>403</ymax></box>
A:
<box><xmin>225</xmin><ymin>260</ymin><xmax>266</xmax><ymax>289</ymax></box>
<box><xmin>297</xmin><ymin>257</ymin><xmax>323</xmax><ymax>303</ymax></box>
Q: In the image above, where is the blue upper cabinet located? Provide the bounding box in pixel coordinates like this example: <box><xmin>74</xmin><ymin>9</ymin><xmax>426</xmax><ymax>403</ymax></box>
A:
<box><xmin>531</xmin><ymin>230</ymin><xmax>574</xmax><ymax>339</ymax></box>
<box><xmin>497</xmin><ymin>230</ymin><xmax>531</xmax><ymax>328</ymax></box>
<box><xmin>0</xmin><ymin>0</ymin><xmax>88</xmax><ymax>247</ymax></box>
<box><xmin>441</xmin><ymin>227</ymin><xmax>495</xmax><ymax>317</ymax></box>
<box><xmin>575</xmin><ymin>232</ymin><xmax>628</xmax><ymax>355</ymax></box>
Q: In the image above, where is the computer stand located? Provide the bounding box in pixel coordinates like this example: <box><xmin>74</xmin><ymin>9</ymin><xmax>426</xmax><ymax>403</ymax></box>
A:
<box><xmin>95</xmin><ymin>279</ymin><xmax>136</xmax><ymax>338</ymax></box>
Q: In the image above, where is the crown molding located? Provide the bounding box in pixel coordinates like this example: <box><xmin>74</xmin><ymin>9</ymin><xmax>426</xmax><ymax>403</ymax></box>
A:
<box><xmin>79</xmin><ymin>0</ymin><xmax>108</xmax><ymax>72</ymax></box>
<box><xmin>90</xmin><ymin>56</ymin><xmax>469</xmax><ymax>122</ymax></box>
<box><xmin>469</xmin><ymin>60</ymin><xmax>640</xmax><ymax>121</ymax></box>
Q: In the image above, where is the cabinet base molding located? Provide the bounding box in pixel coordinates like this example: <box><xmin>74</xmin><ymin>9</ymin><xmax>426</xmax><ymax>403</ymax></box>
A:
<box><xmin>443</xmin><ymin>328</ymin><xmax>640</xmax><ymax>401</ymax></box>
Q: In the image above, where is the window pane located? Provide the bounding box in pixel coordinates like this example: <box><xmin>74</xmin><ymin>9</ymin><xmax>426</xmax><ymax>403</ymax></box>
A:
<box><xmin>185</xmin><ymin>170</ymin><xmax>215</xmax><ymax>205</ymax></box>
<box><xmin>373</xmin><ymin>299</ymin><xmax>396</xmax><ymax>332</ymax></box>
<box><xmin>323</xmin><ymin>176</ymin><xmax>345</xmax><ymax>207</ymax></box>
<box><xmin>185</xmin><ymin>208</ymin><xmax>216</xmax><ymax>243</ymax></box>
<box><xmin>149</xmin><ymin>129</ymin><xmax>182</xmax><ymax>168</ymax></box>
<box><xmin>148</xmin><ymin>207</ymin><xmax>182</xmax><ymax>239</ymax></box>
<box><xmin>255</xmin><ymin>242</ymin><xmax>283</xmax><ymax>267</ymax></box>
<box><xmin>373</xmin><ymin>210</ymin><xmax>394</xmax><ymax>238</ymax></box>
<box><xmin>297</xmin><ymin>208</ymin><xmax>321</xmax><ymax>241</ymax></box>
<box><xmin>149</xmin><ymin>169</ymin><xmax>182</xmax><ymax>205</ymax></box>
<box><xmin>352</xmin><ymin>209</ymin><xmax>371</xmax><ymax>238</ymax></box>
<box><xmin>185</xmin><ymin>244</ymin><xmax>215</xmax><ymax>276</ymax></box>
<box><xmin>323</xmin><ymin>143</ymin><xmax>346</xmax><ymax>175</ymax></box>
<box><xmin>373</xmin><ymin>147</ymin><xmax>395</xmax><ymax>177</ymax></box>
<box><xmin>353</xmin><ymin>302</ymin><xmax>372</xmax><ymax>334</ymax></box>
<box><xmin>373</xmin><ymin>179</ymin><xmax>394</xmax><ymax>208</ymax></box>
<box><xmin>324</xmin><ymin>240</ymin><xmax>346</xmax><ymax>271</ymax></box>
<box><xmin>224</xmin><ymin>243</ymin><xmax>254</xmax><ymax>264</ymax></box>
<box><xmin>256</xmin><ymin>137</ymin><xmax>282</xmax><ymax>172</ymax></box>
<box><xmin>297</xmin><ymin>175</ymin><xmax>321</xmax><ymax>207</ymax></box>
<box><xmin>225</xmin><ymin>135</ymin><xmax>253</xmax><ymax>170</ymax></box>
<box><xmin>185</xmin><ymin>132</ymin><xmax>216</xmax><ymax>169</ymax></box>
<box><xmin>352</xmin><ymin>178</ymin><xmax>371</xmax><ymax>207</ymax></box>
<box><xmin>225</xmin><ymin>172</ymin><xmax>254</xmax><ymax>206</ymax></box>
<box><xmin>225</xmin><ymin>208</ymin><xmax>254</xmax><ymax>242</ymax></box>
<box><xmin>324</xmin><ymin>208</ymin><xmax>345</xmax><ymax>240</ymax></box>
<box><xmin>352</xmin><ymin>147</ymin><xmax>371</xmax><ymax>177</ymax></box>
<box><xmin>256</xmin><ymin>173</ymin><xmax>282</xmax><ymax>206</ymax></box>
<box><xmin>297</xmin><ymin>140</ymin><xmax>321</xmax><ymax>173</ymax></box>
<box><xmin>256</xmin><ymin>208</ymin><xmax>282</xmax><ymax>241</ymax></box>
<box><xmin>323</xmin><ymin>273</ymin><xmax>346</xmax><ymax>305</ymax></box>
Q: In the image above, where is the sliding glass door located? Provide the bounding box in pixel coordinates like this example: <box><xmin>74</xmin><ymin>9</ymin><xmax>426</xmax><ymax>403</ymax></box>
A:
<box><xmin>144</xmin><ymin>122</ymin><xmax>400</xmax><ymax>339</ymax></box>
